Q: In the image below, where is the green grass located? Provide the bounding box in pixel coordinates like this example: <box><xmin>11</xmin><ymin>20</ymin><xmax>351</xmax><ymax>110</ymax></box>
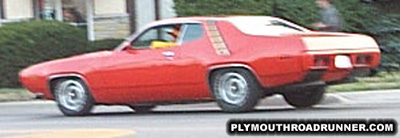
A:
<box><xmin>0</xmin><ymin>88</ymin><xmax>34</xmax><ymax>102</ymax></box>
<box><xmin>327</xmin><ymin>72</ymin><xmax>400</xmax><ymax>92</ymax></box>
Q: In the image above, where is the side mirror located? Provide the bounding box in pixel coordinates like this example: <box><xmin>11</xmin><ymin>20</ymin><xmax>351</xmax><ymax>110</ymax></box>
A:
<box><xmin>121</xmin><ymin>42</ymin><xmax>132</xmax><ymax>50</ymax></box>
<box><xmin>150</xmin><ymin>41</ymin><xmax>176</xmax><ymax>49</ymax></box>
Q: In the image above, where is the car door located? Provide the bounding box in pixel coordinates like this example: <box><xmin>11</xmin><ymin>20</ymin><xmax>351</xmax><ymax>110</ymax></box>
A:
<box><xmin>95</xmin><ymin>24</ymin><xmax>184</xmax><ymax>103</ymax></box>
<box><xmin>163</xmin><ymin>23</ymin><xmax>213</xmax><ymax>100</ymax></box>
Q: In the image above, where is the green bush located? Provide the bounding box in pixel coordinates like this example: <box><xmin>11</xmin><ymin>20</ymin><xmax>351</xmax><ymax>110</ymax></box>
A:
<box><xmin>175</xmin><ymin>0</ymin><xmax>273</xmax><ymax>16</ymax></box>
<box><xmin>89</xmin><ymin>39</ymin><xmax>123</xmax><ymax>51</ymax></box>
<box><xmin>175</xmin><ymin>0</ymin><xmax>380</xmax><ymax>33</ymax></box>
<box><xmin>0</xmin><ymin>21</ymin><xmax>122</xmax><ymax>88</ymax></box>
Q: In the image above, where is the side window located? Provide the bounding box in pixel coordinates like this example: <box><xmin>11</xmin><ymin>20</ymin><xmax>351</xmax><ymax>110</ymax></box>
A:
<box><xmin>270</xmin><ymin>20</ymin><xmax>304</xmax><ymax>32</ymax></box>
<box><xmin>132</xmin><ymin>24</ymin><xmax>183</xmax><ymax>49</ymax></box>
<box><xmin>132</xmin><ymin>29</ymin><xmax>158</xmax><ymax>48</ymax></box>
<box><xmin>181</xmin><ymin>24</ymin><xmax>204</xmax><ymax>43</ymax></box>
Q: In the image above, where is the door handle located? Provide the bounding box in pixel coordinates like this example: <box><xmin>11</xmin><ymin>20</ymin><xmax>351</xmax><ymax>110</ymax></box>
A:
<box><xmin>280</xmin><ymin>55</ymin><xmax>293</xmax><ymax>60</ymax></box>
<box><xmin>162</xmin><ymin>51</ymin><xmax>175</xmax><ymax>57</ymax></box>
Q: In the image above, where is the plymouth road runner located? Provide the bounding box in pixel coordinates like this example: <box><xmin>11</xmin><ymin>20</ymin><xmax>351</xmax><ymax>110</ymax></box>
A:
<box><xmin>20</xmin><ymin>16</ymin><xmax>380</xmax><ymax>116</ymax></box>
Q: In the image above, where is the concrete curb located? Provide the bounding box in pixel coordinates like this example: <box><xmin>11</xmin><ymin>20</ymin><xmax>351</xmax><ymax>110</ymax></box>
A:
<box><xmin>0</xmin><ymin>100</ymin><xmax>53</xmax><ymax>106</ymax></box>
<box><xmin>332</xmin><ymin>89</ymin><xmax>400</xmax><ymax>104</ymax></box>
<box><xmin>321</xmin><ymin>94</ymin><xmax>351</xmax><ymax>105</ymax></box>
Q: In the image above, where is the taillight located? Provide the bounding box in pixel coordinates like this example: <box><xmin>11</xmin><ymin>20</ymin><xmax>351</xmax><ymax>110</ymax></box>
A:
<box><xmin>356</xmin><ymin>55</ymin><xmax>371</xmax><ymax>65</ymax></box>
<box><xmin>314</xmin><ymin>56</ymin><xmax>330</xmax><ymax>68</ymax></box>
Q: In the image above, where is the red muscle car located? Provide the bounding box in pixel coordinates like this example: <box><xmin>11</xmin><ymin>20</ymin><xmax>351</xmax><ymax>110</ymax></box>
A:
<box><xmin>20</xmin><ymin>16</ymin><xmax>380</xmax><ymax>116</ymax></box>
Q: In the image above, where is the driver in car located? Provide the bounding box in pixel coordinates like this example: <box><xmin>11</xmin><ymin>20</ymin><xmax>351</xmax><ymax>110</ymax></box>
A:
<box><xmin>167</xmin><ymin>25</ymin><xmax>182</xmax><ymax>42</ymax></box>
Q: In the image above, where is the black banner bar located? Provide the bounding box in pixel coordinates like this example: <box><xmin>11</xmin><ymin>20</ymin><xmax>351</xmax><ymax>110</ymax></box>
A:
<box><xmin>227</xmin><ymin>119</ymin><xmax>397</xmax><ymax>136</ymax></box>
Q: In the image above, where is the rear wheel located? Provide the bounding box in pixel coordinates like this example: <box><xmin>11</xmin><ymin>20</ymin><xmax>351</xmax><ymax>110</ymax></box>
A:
<box><xmin>54</xmin><ymin>79</ymin><xmax>95</xmax><ymax>116</ymax></box>
<box><xmin>210</xmin><ymin>68</ymin><xmax>263</xmax><ymax>112</ymax></box>
<box><xmin>283</xmin><ymin>86</ymin><xmax>325</xmax><ymax>108</ymax></box>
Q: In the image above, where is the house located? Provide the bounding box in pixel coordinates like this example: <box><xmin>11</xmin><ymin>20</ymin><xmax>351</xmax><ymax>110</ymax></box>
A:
<box><xmin>0</xmin><ymin>0</ymin><xmax>177</xmax><ymax>40</ymax></box>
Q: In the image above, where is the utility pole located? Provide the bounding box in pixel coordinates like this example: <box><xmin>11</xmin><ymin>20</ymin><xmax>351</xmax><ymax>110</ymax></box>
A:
<box><xmin>154</xmin><ymin>0</ymin><xmax>161</xmax><ymax>39</ymax></box>
<box><xmin>127</xmin><ymin>0</ymin><xmax>136</xmax><ymax>33</ymax></box>
<box><xmin>0</xmin><ymin>0</ymin><xmax>3</xmax><ymax>27</ymax></box>
<box><xmin>86</xmin><ymin>0</ymin><xmax>95</xmax><ymax>41</ymax></box>
<box><xmin>154</xmin><ymin>0</ymin><xmax>160</xmax><ymax>20</ymax></box>
<box><xmin>54</xmin><ymin>0</ymin><xmax>63</xmax><ymax>21</ymax></box>
<box><xmin>33</xmin><ymin>0</ymin><xmax>41</xmax><ymax>20</ymax></box>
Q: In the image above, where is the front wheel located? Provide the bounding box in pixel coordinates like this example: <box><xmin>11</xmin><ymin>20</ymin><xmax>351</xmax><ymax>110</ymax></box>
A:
<box><xmin>54</xmin><ymin>79</ymin><xmax>95</xmax><ymax>116</ymax></box>
<box><xmin>283</xmin><ymin>86</ymin><xmax>326</xmax><ymax>108</ymax></box>
<box><xmin>210</xmin><ymin>68</ymin><xmax>263</xmax><ymax>112</ymax></box>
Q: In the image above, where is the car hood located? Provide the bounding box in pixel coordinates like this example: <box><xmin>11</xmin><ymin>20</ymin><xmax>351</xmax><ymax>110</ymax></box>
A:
<box><xmin>20</xmin><ymin>51</ymin><xmax>113</xmax><ymax>77</ymax></box>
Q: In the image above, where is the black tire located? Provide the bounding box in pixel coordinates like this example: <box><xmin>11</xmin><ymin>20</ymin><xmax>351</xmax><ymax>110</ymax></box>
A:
<box><xmin>283</xmin><ymin>86</ymin><xmax>325</xmax><ymax>108</ymax></box>
<box><xmin>129</xmin><ymin>105</ymin><xmax>155</xmax><ymax>114</ymax></box>
<box><xmin>53</xmin><ymin>79</ymin><xmax>95</xmax><ymax>116</ymax></box>
<box><xmin>210</xmin><ymin>68</ymin><xmax>263</xmax><ymax>112</ymax></box>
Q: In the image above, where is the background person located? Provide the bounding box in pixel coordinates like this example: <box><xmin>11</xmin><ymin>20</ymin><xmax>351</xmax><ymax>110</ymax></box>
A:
<box><xmin>313</xmin><ymin>0</ymin><xmax>342</xmax><ymax>32</ymax></box>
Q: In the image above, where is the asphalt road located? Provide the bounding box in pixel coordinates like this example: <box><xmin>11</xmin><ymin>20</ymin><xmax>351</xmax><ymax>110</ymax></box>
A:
<box><xmin>0</xmin><ymin>90</ymin><xmax>399</xmax><ymax>138</ymax></box>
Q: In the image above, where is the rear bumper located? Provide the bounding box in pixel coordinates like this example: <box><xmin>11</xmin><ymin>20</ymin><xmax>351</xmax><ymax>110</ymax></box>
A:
<box><xmin>326</xmin><ymin>68</ymin><xmax>373</xmax><ymax>85</ymax></box>
<box><xmin>268</xmin><ymin>67</ymin><xmax>372</xmax><ymax>93</ymax></box>
<box><xmin>306</xmin><ymin>67</ymin><xmax>373</xmax><ymax>85</ymax></box>
<box><xmin>269</xmin><ymin>81</ymin><xmax>326</xmax><ymax>94</ymax></box>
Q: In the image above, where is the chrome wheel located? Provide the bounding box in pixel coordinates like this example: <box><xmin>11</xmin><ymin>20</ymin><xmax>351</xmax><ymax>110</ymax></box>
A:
<box><xmin>218</xmin><ymin>72</ymin><xmax>249</xmax><ymax>105</ymax></box>
<box><xmin>211</xmin><ymin>69</ymin><xmax>263</xmax><ymax>112</ymax></box>
<box><xmin>56</xmin><ymin>80</ymin><xmax>87</xmax><ymax>112</ymax></box>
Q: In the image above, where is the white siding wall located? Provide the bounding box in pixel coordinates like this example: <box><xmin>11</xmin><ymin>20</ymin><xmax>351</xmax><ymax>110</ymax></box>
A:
<box><xmin>4</xmin><ymin>0</ymin><xmax>34</xmax><ymax>19</ymax></box>
<box><xmin>160</xmin><ymin>0</ymin><xmax>176</xmax><ymax>19</ymax></box>
<box><xmin>135</xmin><ymin>0</ymin><xmax>155</xmax><ymax>30</ymax></box>
<box><xmin>134</xmin><ymin>0</ymin><xmax>176</xmax><ymax>31</ymax></box>
<box><xmin>95</xmin><ymin>0</ymin><xmax>127</xmax><ymax>15</ymax></box>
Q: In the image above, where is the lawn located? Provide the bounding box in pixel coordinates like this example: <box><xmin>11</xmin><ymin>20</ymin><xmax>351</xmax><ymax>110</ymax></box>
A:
<box><xmin>0</xmin><ymin>88</ymin><xmax>34</xmax><ymax>102</ymax></box>
<box><xmin>327</xmin><ymin>72</ymin><xmax>400</xmax><ymax>92</ymax></box>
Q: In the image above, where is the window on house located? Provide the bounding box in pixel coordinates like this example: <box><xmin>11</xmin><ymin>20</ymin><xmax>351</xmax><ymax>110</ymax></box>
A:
<box><xmin>62</xmin><ymin>7</ymin><xmax>85</xmax><ymax>23</ymax></box>
<box><xmin>61</xmin><ymin>0</ymin><xmax>86</xmax><ymax>25</ymax></box>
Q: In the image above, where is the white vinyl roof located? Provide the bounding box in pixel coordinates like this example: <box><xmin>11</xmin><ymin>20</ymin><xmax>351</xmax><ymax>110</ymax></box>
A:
<box><xmin>226</xmin><ymin>16</ymin><xmax>311</xmax><ymax>36</ymax></box>
<box><xmin>137</xmin><ymin>16</ymin><xmax>311</xmax><ymax>37</ymax></box>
